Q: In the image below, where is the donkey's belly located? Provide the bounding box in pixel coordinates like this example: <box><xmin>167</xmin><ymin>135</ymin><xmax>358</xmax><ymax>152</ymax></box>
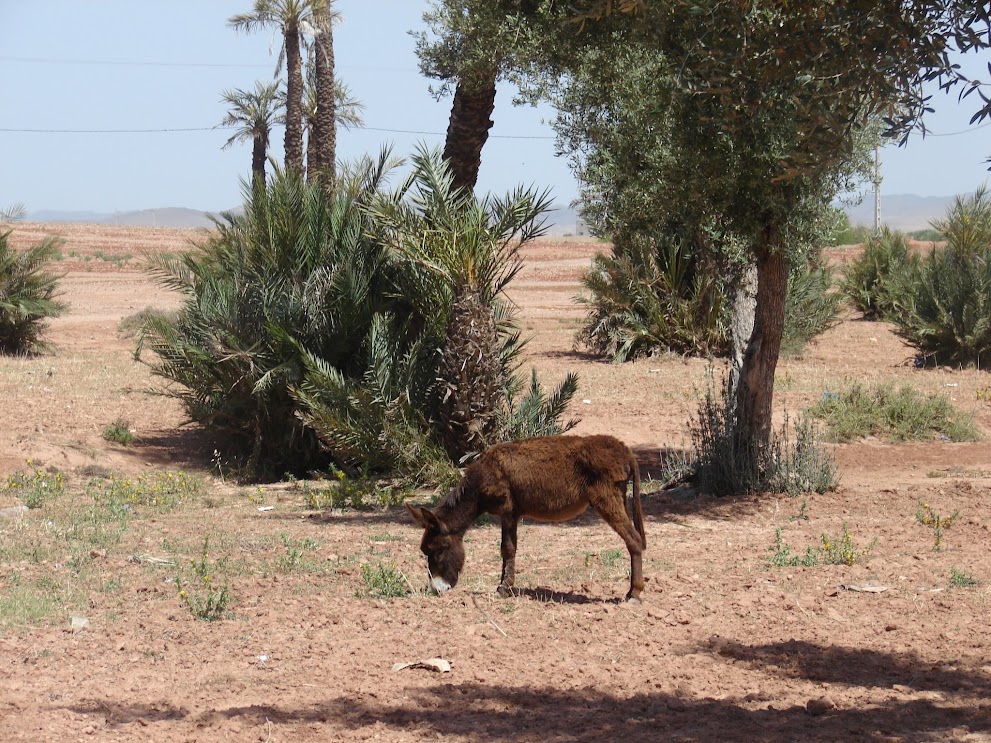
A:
<box><xmin>525</xmin><ymin>501</ymin><xmax>589</xmax><ymax>522</ymax></box>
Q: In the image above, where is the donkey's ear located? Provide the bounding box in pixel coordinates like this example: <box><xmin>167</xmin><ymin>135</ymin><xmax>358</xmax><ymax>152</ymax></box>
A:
<box><xmin>406</xmin><ymin>503</ymin><xmax>429</xmax><ymax>527</ymax></box>
<box><xmin>406</xmin><ymin>504</ymin><xmax>446</xmax><ymax>532</ymax></box>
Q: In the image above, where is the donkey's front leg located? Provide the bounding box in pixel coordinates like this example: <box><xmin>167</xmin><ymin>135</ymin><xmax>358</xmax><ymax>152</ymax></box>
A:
<box><xmin>496</xmin><ymin>515</ymin><xmax>520</xmax><ymax>597</ymax></box>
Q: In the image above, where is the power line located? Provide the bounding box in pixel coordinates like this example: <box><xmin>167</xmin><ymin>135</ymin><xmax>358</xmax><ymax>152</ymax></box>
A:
<box><xmin>0</xmin><ymin>124</ymin><xmax>556</xmax><ymax>140</ymax></box>
<box><xmin>0</xmin><ymin>55</ymin><xmax>416</xmax><ymax>73</ymax></box>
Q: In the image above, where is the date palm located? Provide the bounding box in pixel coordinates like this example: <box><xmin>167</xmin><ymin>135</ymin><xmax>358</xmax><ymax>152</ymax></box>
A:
<box><xmin>304</xmin><ymin>80</ymin><xmax>364</xmax><ymax>183</ymax></box>
<box><xmin>371</xmin><ymin>146</ymin><xmax>558</xmax><ymax>461</ymax></box>
<box><xmin>229</xmin><ymin>0</ymin><xmax>314</xmax><ymax>174</ymax></box>
<box><xmin>220</xmin><ymin>80</ymin><xmax>282</xmax><ymax>189</ymax></box>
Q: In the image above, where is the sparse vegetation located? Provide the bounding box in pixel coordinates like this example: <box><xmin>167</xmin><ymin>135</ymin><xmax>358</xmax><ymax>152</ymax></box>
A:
<box><xmin>277</xmin><ymin>533</ymin><xmax>318</xmax><ymax>573</ymax></box>
<box><xmin>4</xmin><ymin>463</ymin><xmax>66</xmax><ymax>509</ymax></box>
<box><xmin>768</xmin><ymin>524</ymin><xmax>876</xmax><ymax>568</ymax></box>
<box><xmin>808</xmin><ymin>382</ymin><xmax>979</xmax><ymax>443</ymax></box>
<box><xmin>87</xmin><ymin>470</ymin><xmax>201</xmax><ymax>514</ymax></box>
<box><xmin>357</xmin><ymin>562</ymin><xmax>411</xmax><ymax>599</ymax></box>
<box><xmin>916</xmin><ymin>502</ymin><xmax>959</xmax><ymax>552</ymax></box>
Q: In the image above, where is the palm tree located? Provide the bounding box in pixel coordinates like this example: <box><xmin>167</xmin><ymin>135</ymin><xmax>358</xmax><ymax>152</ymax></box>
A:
<box><xmin>229</xmin><ymin>0</ymin><xmax>314</xmax><ymax>174</ymax></box>
<box><xmin>305</xmin><ymin>80</ymin><xmax>364</xmax><ymax>182</ymax></box>
<box><xmin>442</xmin><ymin>71</ymin><xmax>497</xmax><ymax>194</ymax></box>
<box><xmin>309</xmin><ymin>0</ymin><xmax>338</xmax><ymax>184</ymax></box>
<box><xmin>219</xmin><ymin>80</ymin><xmax>282</xmax><ymax>189</ymax></box>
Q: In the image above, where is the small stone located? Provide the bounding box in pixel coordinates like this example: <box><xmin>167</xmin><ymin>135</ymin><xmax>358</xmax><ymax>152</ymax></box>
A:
<box><xmin>70</xmin><ymin>616</ymin><xmax>90</xmax><ymax>631</ymax></box>
<box><xmin>806</xmin><ymin>697</ymin><xmax>835</xmax><ymax>716</ymax></box>
<box><xmin>666</xmin><ymin>697</ymin><xmax>687</xmax><ymax>711</ymax></box>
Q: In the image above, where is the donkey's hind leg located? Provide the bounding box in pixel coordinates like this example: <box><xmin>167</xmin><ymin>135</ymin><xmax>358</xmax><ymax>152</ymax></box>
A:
<box><xmin>589</xmin><ymin>483</ymin><xmax>645</xmax><ymax>602</ymax></box>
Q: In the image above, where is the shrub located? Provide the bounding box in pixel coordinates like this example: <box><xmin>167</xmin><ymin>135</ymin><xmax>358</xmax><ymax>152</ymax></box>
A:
<box><xmin>4</xmin><ymin>464</ymin><xmax>66</xmax><ymax>509</ymax></box>
<box><xmin>808</xmin><ymin>382</ymin><xmax>979</xmax><ymax>443</ymax></box>
<box><xmin>890</xmin><ymin>188</ymin><xmax>991</xmax><ymax>366</ymax></box>
<box><xmin>576</xmin><ymin>232</ymin><xmax>729</xmax><ymax>360</ymax></box>
<box><xmin>689</xmin><ymin>369</ymin><xmax>838</xmax><ymax>497</ymax></box>
<box><xmin>577</xmin><ymin>234</ymin><xmax>840</xmax><ymax>361</ymax></box>
<box><xmin>840</xmin><ymin>227</ymin><xmax>918</xmax><ymax>320</ymax></box>
<box><xmin>780</xmin><ymin>252</ymin><xmax>843</xmax><ymax>356</ymax></box>
<box><xmin>140</xmin><ymin>149</ymin><xmax>577</xmax><ymax>481</ymax></box>
<box><xmin>102</xmin><ymin>417</ymin><xmax>136</xmax><ymax>446</ymax></box>
<box><xmin>0</xmin><ymin>227</ymin><xmax>67</xmax><ymax>354</ymax></box>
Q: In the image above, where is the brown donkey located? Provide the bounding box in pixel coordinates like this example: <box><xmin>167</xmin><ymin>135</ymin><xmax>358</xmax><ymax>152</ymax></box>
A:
<box><xmin>407</xmin><ymin>434</ymin><xmax>646</xmax><ymax>602</ymax></box>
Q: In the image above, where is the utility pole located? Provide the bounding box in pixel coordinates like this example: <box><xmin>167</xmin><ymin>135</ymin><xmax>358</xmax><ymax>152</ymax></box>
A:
<box><xmin>873</xmin><ymin>145</ymin><xmax>882</xmax><ymax>233</ymax></box>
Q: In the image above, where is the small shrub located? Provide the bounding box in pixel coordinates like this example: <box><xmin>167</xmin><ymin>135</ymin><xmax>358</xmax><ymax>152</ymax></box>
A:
<box><xmin>102</xmin><ymin>417</ymin><xmax>136</xmax><ymax>446</ymax></box>
<box><xmin>949</xmin><ymin>566</ymin><xmax>977</xmax><ymax>587</ymax></box>
<box><xmin>4</xmin><ymin>463</ymin><xmax>66</xmax><ymax>508</ymax></box>
<box><xmin>916</xmin><ymin>502</ymin><xmax>959</xmax><ymax>551</ymax></box>
<box><xmin>328</xmin><ymin>467</ymin><xmax>408</xmax><ymax>510</ymax></box>
<box><xmin>176</xmin><ymin>538</ymin><xmax>232</xmax><ymax>621</ymax></box>
<box><xmin>841</xmin><ymin>227</ymin><xmax>918</xmax><ymax>320</ymax></box>
<box><xmin>768</xmin><ymin>528</ymin><xmax>821</xmax><ymax>567</ymax></box>
<box><xmin>0</xmin><ymin>228</ymin><xmax>68</xmax><ymax>354</ymax></box>
<box><xmin>819</xmin><ymin>524</ymin><xmax>877</xmax><ymax>566</ymax></box>
<box><xmin>807</xmin><ymin>382</ymin><xmax>979</xmax><ymax>443</ymax></box>
<box><xmin>117</xmin><ymin>306</ymin><xmax>177</xmax><ymax>340</ymax></box>
<box><xmin>357</xmin><ymin>562</ymin><xmax>411</xmax><ymax>598</ymax></box>
<box><xmin>689</xmin><ymin>369</ymin><xmax>838</xmax><ymax>497</ymax></box>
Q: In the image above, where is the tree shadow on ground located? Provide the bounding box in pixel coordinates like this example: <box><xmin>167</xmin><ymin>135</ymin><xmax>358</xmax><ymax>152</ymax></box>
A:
<box><xmin>705</xmin><ymin>639</ymin><xmax>991</xmax><ymax>696</ymax></box>
<box><xmin>71</xmin><ymin>667</ymin><xmax>991</xmax><ymax>742</ymax></box>
<box><xmin>117</xmin><ymin>426</ymin><xmax>215</xmax><ymax>471</ymax></box>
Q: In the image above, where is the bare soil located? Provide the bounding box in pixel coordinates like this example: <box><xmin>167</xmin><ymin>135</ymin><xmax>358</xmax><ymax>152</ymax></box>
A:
<box><xmin>2</xmin><ymin>223</ymin><xmax>991</xmax><ymax>742</ymax></box>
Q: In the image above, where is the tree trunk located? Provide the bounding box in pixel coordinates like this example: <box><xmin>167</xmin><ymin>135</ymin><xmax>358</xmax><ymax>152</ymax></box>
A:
<box><xmin>312</xmin><ymin>0</ymin><xmax>336</xmax><ymax>184</ymax></box>
<box><xmin>284</xmin><ymin>24</ymin><xmax>305</xmax><ymax>174</ymax></box>
<box><xmin>443</xmin><ymin>72</ymin><xmax>497</xmax><ymax>194</ymax></box>
<box><xmin>251</xmin><ymin>132</ymin><xmax>268</xmax><ymax>191</ymax></box>
<box><xmin>728</xmin><ymin>262</ymin><xmax>757</xmax><ymax>401</ymax></box>
<box><xmin>733</xmin><ymin>243</ymin><xmax>788</xmax><ymax>459</ymax></box>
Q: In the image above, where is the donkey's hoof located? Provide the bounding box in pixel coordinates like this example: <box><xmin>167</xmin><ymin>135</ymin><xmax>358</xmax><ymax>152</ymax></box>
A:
<box><xmin>625</xmin><ymin>595</ymin><xmax>642</xmax><ymax>606</ymax></box>
<box><xmin>496</xmin><ymin>584</ymin><xmax>513</xmax><ymax>598</ymax></box>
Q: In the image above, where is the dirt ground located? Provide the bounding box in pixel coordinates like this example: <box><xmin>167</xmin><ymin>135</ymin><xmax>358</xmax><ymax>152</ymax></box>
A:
<box><xmin>2</xmin><ymin>223</ymin><xmax>991</xmax><ymax>742</ymax></box>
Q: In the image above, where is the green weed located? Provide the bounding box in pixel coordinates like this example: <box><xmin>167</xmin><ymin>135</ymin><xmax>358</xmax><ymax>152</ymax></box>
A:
<box><xmin>277</xmin><ymin>533</ymin><xmax>318</xmax><ymax>573</ymax></box>
<box><xmin>176</xmin><ymin>538</ymin><xmax>232</xmax><ymax>621</ymax></box>
<box><xmin>102</xmin><ymin>417</ymin><xmax>136</xmax><ymax>446</ymax></box>
<box><xmin>916</xmin><ymin>502</ymin><xmax>959</xmax><ymax>551</ymax></box>
<box><xmin>357</xmin><ymin>562</ymin><xmax>411</xmax><ymax>598</ymax></box>
<box><xmin>949</xmin><ymin>566</ymin><xmax>977</xmax><ymax>587</ymax></box>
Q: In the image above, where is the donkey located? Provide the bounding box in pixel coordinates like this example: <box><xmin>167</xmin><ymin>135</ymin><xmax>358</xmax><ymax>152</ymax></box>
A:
<box><xmin>407</xmin><ymin>434</ymin><xmax>645</xmax><ymax>602</ymax></box>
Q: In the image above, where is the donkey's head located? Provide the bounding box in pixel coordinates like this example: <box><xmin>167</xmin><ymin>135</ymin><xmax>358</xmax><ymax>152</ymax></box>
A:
<box><xmin>406</xmin><ymin>504</ymin><xmax>465</xmax><ymax>594</ymax></box>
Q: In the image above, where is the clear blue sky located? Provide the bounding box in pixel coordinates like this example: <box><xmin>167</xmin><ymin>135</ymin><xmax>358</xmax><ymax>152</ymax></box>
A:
<box><xmin>1</xmin><ymin>0</ymin><xmax>989</xmax><ymax>215</ymax></box>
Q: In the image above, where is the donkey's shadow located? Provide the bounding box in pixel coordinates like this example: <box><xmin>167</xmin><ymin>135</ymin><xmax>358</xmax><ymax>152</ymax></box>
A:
<box><xmin>499</xmin><ymin>586</ymin><xmax>616</xmax><ymax>605</ymax></box>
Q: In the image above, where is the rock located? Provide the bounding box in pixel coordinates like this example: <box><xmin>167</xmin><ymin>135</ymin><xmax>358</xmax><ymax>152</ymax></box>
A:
<box><xmin>0</xmin><ymin>505</ymin><xmax>29</xmax><ymax>518</ymax></box>
<box><xmin>806</xmin><ymin>697</ymin><xmax>835</xmax><ymax>716</ymax></box>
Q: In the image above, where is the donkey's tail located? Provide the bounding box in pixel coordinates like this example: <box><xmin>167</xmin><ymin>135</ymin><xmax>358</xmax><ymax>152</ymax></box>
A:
<box><xmin>630</xmin><ymin>454</ymin><xmax>645</xmax><ymax>549</ymax></box>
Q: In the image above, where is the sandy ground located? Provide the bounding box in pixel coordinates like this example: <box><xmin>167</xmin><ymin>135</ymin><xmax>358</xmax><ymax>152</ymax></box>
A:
<box><xmin>1</xmin><ymin>223</ymin><xmax>991</xmax><ymax>742</ymax></box>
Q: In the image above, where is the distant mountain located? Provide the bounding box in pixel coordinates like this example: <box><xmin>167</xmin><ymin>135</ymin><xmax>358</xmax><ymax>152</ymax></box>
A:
<box><xmin>843</xmin><ymin>193</ymin><xmax>955</xmax><ymax>232</ymax></box>
<box><xmin>25</xmin><ymin>195</ymin><xmax>951</xmax><ymax>235</ymax></box>
<box><xmin>25</xmin><ymin>207</ymin><xmax>223</xmax><ymax>229</ymax></box>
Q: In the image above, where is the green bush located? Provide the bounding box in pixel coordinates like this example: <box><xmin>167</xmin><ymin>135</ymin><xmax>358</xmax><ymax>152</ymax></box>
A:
<box><xmin>889</xmin><ymin>189</ymin><xmax>991</xmax><ymax>367</ymax></box>
<box><xmin>0</xmin><ymin>228</ymin><xmax>67</xmax><ymax>354</ymax></box>
<box><xmin>140</xmin><ymin>149</ymin><xmax>576</xmax><ymax>481</ymax></box>
<box><xmin>840</xmin><ymin>227</ymin><xmax>918</xmax><ymax>320</ymax></box>
<box><xmin>780</xmin><ymin>252</ymin><xmax>843</xmax><ymax>356</ymax></box>
<box><xmin>807</xmin><ymin>382</ymin><xmax>979</xmax><ymax>443</ymax></box>
<box><xmin>577</xmin><ymin>234</ymin><xmax>840</xmax><ymax>361</ymax></box>
<box><xmin>576</xmin><ymin>233</ymin><xmax>729</xmax><ymax>360</ymax></box>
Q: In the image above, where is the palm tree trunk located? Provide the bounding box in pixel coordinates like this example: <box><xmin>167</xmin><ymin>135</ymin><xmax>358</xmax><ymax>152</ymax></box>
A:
<box><xmin>443</xmin><ymin>71</ymin><xmax>497</xmax><ymax>194</ymax></box>
<box><xmin>313</xmin><ymin>0</ymin><xmax>336</xmax><ymax>183</ymax></box>
<box><xmin>733</xmin><ymin>234</ymin><xmax>788</xmax><ymax>460</ymax></box>
<box><xmin>252</xmin><ymin>130</ymin><xmax>269</xmax><ymax>187</ymax></box>
<box><xmin>284</xmin><ymin>23</ymin><xmax>305</xmax><ymax>173</ymax></box>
